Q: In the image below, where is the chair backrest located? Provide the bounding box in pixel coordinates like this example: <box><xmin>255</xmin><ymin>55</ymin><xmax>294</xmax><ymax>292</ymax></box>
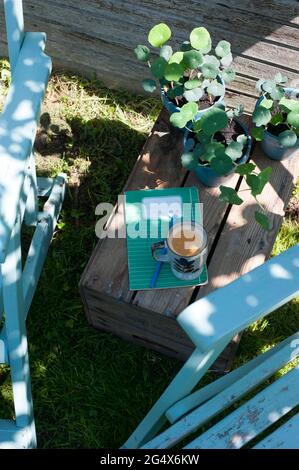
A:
<box><xmin>4</xmin><ymin>0</ymin><xmax>24</xmax><ymax>73</ymax></box>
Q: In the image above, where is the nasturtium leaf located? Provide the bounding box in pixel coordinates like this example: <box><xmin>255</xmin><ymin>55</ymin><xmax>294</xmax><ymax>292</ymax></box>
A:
<box><xmin>204</xmin><ymin>55</ymin><xmax>220</xmax><ymax>68</ymax></box>
<box><xmin>184</xmin><ymin>78</ymin><xmax>201</xmax><ymax>90</ymax></box>
<box><xmin>236</xmin><ymin>134</ymin><xmax>248</xmax><ymax>146</ymax></box>
<box><xmin>160</xmin><ymin>45</ymin><xmax>173</xmax><ymax>61</ymax></box>
<box><xmin>151</xmin><ymin>57</ymin><xmax>167</xmax><ymax>79</ymax></box>
<box><xmin>148</xmin><ymin>23</ymin><xmax>171</xmax><ymax>47</ymax></box>
<box><xmin>192</xmin><ymin>120</ymin><xmax>202</xmax><ymax>133</ymax></box>
<box><xmin>201</xmin><ymin>63</ymin><xmax>218</xmax><ymax>79</ymax></box>
<box><xmin>235</xmin><ymin>162</ymin><xmax>255</xmax><ymax>176</ymax></box>
<box><xmin>278</xmin><ymin>129</ymin><xmax>298</xmax><ymax>147</ymax></box>
<box><xmin>255</xmin><ymin>211</ymin><xmax>270</xmax><ymax>231</ymax></box>
<box><xmin>207</xmin><ymin>80</ymin><xmax>225</xmax><ymax>97</ymax></box>
<box><xmin>219</xmin><ymin>186</ymin><xmax>243</xmax><ymax>205</ymax></box>
<box><xmin>134</xmin><ymin>45</ymin><xmax>150</xmax><ymax>61</ymax></box>
<box><xmin>270</xmin><ymin>86</ymin><xmax>285</xmax><ymax>101</ymax></box>
<box><xmin>185</xmin><ymin>138</ymin><xmax>195</xmax><ymax>151</ymax></box>
<box><xmin>167</xmin><ymin>85</ymin><xmax>184</xmax><ymax>99</ymax></box>
<box><xmin>246</xmin><ymin>173</ymin><xmax>261</xmax><ymax>196</ymax></box>
<box><xmin>164</xmin><ymin>63</ymin><xmax>184</xmax><ymax>82</ymax></box>
<box><xmin>274</xmin><ymin>72</ymin><xmax>288</xmax><ymax>84</ymax></box>
<box><xmin>251</xmin><ymin>127</ymin><xmax>265</xmax><ymax>141</ymax></box>
<box><xmin>210</xmin><ymin>153</ymin><xmax>234</xmax><ymax>175</ymax></box>
<box><xmin>225</xmin><ymin>141</ymin><xmax>243</xmax><ymax>161</ymax></box>
<box><xmin>222</xmin><ymin>68</ymin><xmax>236</xmax><ymax>83</ymax></box>
<box><xmin>256</xmin><ymin>79</ymin><xmax>265</xmax><ymax>92</ymax></box>
<box><xmin>260</xmin><ymin>98</ymin><xmax>273</xmax><ymax>109</ymax></box>
<box><xmin>202</xmin><ymin>142</ymin><xmax>225</xmax><ymax>162</ymax></box>
<box><xmin>220</xmin><ymin>53</ymin><xmax>233</xmax><ymax>68</ymax></box>
<box><xmin>197</xmin><ymin>131</ymin><xmax>210</xmax><ymax>144</ymax></box>
<box><xmin>252</xmin><ymin>106</ymin><xmax>272</xmax><ymax>127</ymax></box>
<box><xmin>257</xmin><ymin>167</ymin><xmax>272</xmax><ymax>194</ymax></box>
<box><xmin>279</xmin><ymin>97</ymin><xmax>299</xmax><ymax>113</ymax></box>
<box><xmin>190</xmin><ymin>27</ymin><xmax>211</xmax><ymax>53</ymax></box>
<box><xmin>181</xmin><ymin>41</ymin><xmax>192</xmax><ymax>52</ymax></box>
<box><xmin>287</xmin><ymin>110</ymin><xmax>299</xmax><ymax>128</ymax></box>
<box><xmin>200</xmin><ymin>108</ymin><xmax>229</xmax><ymax>135</ymax></box>
<box><xmin>169</xmin><ymin>111</ymin><xmax>188</xmax><ymax>128</ymax></box>
<box><xmin>270</xmin><ymin>113</ymin><xmax>284</xmax><ymax>126</ymax></box>
<box><xmin>261</xmin><ymin>80</ymin><xmax>276</xmax><ymax>94</ymax></box>
<box><xmin>168</xmin><ymin>51</ymin><xmax>184</xmax><ymax>64</ymax></box>
<box><xmin>180</xmin><ymin>102</ymin><xmax>198</xmax><ymax>121</ymax></box>
<box><xmin>215</xmin><ymin>40</ymin><xmax>231</xmax><ymax>58</ymax></box>
<box><xmin>183</xmin><ymin>50</ymin><xmax>204</xmax><ymax>69</ymax></box>
<box><xmin>181</xmin><ymin>152</ymin><xmax>198</xmax><ymax>169</ymax></box>
<box><xmin>183</xmin><ymin>87</ymin><xmax>203</xmax><ymax>102</ymax></box>
<box><xmin>142</xmin><ymin>78</ymin><xmax>157</xmax><ymax>93</ymax></box>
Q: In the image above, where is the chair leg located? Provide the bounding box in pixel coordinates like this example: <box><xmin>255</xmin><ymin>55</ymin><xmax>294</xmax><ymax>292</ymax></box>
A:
<box><xmin>1</xmin><ymin>216</ymin><xmax>36</xmax><ymax>447</ymax></box>
<box><xmin>123</xmin><ymin>339</ymin><xmax>230</xmax><ymax>449</ymax></box>
<box><xmin>24</xmin><ymin>152</ymin><xmax>38</xmax><ymax>227</ymax></box>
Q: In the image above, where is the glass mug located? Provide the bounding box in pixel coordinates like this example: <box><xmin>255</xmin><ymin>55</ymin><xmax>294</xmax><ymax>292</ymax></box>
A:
<box><xmin>151</xmin><ymin>221</ymin><xmax>208</xmax><ymax>281</ymax></box>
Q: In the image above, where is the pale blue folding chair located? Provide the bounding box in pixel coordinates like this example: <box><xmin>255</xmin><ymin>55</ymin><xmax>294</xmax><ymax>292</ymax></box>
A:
<box><xmin>124</xmin><ymin>243</ymin><xmax>299</xmax><ymax>449</ymax></box>
<box><xmin>0</xmin><ymin>0</ymin><xmax>66</xmax><ymax>448</ymax></box>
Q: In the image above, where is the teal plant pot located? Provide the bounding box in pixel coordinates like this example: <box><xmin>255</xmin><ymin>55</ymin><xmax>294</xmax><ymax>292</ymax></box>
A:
<box><xmin>183</xmin><ymin>119</ymin><xmax>252</xmax><ymax>188</ymax></box>
<box><xmin>256</xmin><ymin>88</ymin><xmax>299</xmax><ymax>161</ymax></box>
<box><xmin>161</xmin><ymin>77</ymin><xmax>225</xmax><ymax>125</ymax></box>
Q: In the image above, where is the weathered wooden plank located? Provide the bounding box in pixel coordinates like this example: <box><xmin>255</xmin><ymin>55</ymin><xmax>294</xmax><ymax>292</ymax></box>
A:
<box><xmin>197</xmin><ymin>144</ymin><xmax>299</xmax><ymax>301</ymax></box>
<box><xmin>185</xmin><ymin>366</ymin><xmax>299</xmax><ymax>449</ymax></box>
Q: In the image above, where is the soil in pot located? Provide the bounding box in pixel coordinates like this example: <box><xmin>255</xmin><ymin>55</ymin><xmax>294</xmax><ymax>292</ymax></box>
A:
<box><xmin>170</xmin><ymin>93</ymin><xmax>217</xmax><ymax>111</ymax></box>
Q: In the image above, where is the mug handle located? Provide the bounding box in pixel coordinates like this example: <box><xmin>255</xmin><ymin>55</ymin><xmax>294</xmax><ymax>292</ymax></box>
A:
<box><xmin>151</xmin><ymin>241</ymin><xmax>169</xmax><ymax>263</ymax></box>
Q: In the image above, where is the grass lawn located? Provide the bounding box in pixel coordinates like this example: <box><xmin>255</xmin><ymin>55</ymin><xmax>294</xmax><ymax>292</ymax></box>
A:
<box><xmin>0</xmin><ymin>59</ymin><xmax>298</xmax><ymax>448</ymax></box>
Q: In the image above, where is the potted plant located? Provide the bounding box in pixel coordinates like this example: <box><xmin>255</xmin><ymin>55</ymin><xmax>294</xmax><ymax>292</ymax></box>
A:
<box><xmin>134</xmin><ymin>23</ymin><xmax>236</xmax><ymax>123</ymax></box>
<box><xmin>252</xmin><ymin>74</ymin><xmax>299</xmax><ymax>160</ymax></box>
<box><xmin>181</xmin><ymin>105</ymin><xmax>272</xmax><ymax>230</ymax></box>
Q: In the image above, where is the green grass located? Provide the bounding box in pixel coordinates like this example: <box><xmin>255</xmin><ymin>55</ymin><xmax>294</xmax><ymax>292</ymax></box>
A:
<box><xmin>0</xmin><ymin>61</ymin><xmax>298</xmax><ymax>448</ymax></box>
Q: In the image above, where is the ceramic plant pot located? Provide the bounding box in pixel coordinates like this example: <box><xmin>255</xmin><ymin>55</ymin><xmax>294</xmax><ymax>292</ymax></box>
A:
<box><xmin>256</xmin><ymin>88</ymin><xmax>299</xmax><ymax>161</ymax></box>
<box><xmin>183</xmin><ymin>119</ymin><xmax>252</xmax><ymax>188</ymax></box>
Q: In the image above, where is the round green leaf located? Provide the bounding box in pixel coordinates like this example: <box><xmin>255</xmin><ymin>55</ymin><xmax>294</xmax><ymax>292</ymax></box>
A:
<box><xmin>183</xmin><ymin>87</ymin><xmax>203</xmax><ymax>102</ymax></box>
<box><xmin>221</xmin><ymin>68</ymin><xmax>235</xmax><ymax>83</ymax></box>
<box><xmin>225</xmin><ymin>141</ymin><xmax>243</xmax><ymax>161</ymax></box>
<box><xmin>252</xmin><ymin>127</ymin><xmax>265</xmax><ymax>141</ymax></box>
<box><xmin>220</xmin><ymin>53</ymin><xmax>233</xmax><ymax>68</ymax></box>
<box><xmin>270</xmin><ymin>86</ymin><xmax>285</xmax><ymax>101</ymax></box>
<box><xmin>190</xmin><ymin>27</ymin><xmax>211</xmax><ymax>53</ymax></box>
<box><xmin>160</xmin><ymin>45</ymin><xmax>173</xmax><ymax>61</ymax></box>
<box><xmin>278</xmin><ymin>129</ymin><xmax>298</xmax><ymax>147</ymax></box>
<box><xmin>202</xmin><ymin>142</ymin><xmax>225</xmax><ymax>162</ymax></box>
<box><xmin>252</xmin><ymin>106</ymin><xmax>272</xmax><ymax>127</ymax></box>
<box><xmin>215</xmin><ymin>40</ymin><xmax>231</xmax><ymax>58</ymax></box>
<box><xmin>207</xmin><ymin>80</ymin><xmax>225</xmax><ymax>97</ymax></box>
<box><xmin>274</xmin><ymin>72</ymin><xmax>288</xmax><ymax>84</ymax></box>
<box><xmin>184</xmin><ymin>78</ymin><xmax>201</xmax><ymax>90</ymax></box>
<box><xmin>210</xmin><ymin>153</ymin><xmax>234</xmax><ymax>175</ymax></box>
<box><xmin>201</xmin><ymin>63</ymin><xmax>218</xmax><ymax>79</ymax></box>
<box><xmin>219</xmin><ymin>186</ymin><xmax>243</xmax><ymax>205</ymax></box>
<box><xmin>235</xmin><ymin>162</ymin><xmax>256</xmax><ymax>176</ymax></box>
<box><xmin>255</xmin><ymin>211</ymin><xmax>270</xmax><ymax>231</ymax></box>
<box><xmin>262</xmin><ymin>80</ymin><xmax>276</xmax><ymax>94</ymax></box>
<box><xmin>204</xmin><ymin>55</ymin><xmax>220</xmax><ymax>68</ymax></box>
<box><xmin>134</xmin><ymin>44</ymin><xmax>150</xmax><ymax>61</ymax></box>
<box><xmin>142</xmin><ymin>78</ymin><xmax>156</xmax><ymax>93</ymax></box>
<box><xmin>164</xmin><ymin>63</ymin><xmax>184</xmax><ymax>82</ymax></box>
<box><xmin>270</xmin><ymin>113</ymin><xmax>284</xmax><ymax>126</ymax></box>
<box><xmin>183</xmin><ymin>50</ymin><xmax>204</xmax><ymax>69</ymax></box>
<box><xmin>169</xmin><ymin>111</ymin><xmax>188</xmax><ymax>129</ymax></box>
<box><xmin>279</xmin><ymin>97</ymin><xmax>299</xmax><ymax>113</ymax></box>
<box><xmin>181</xmin><ymin>152</ymin><xmax>198</xmax><ymax>170</ymax></box>
<box><xmin>180</xmin><ymin>102</ymin><xmax>198</xmax><ymax>121</ymax></box>
<box><xmin>148</xmin><ymin>23</ymin><xmax>171</xmax><ymax>47</ymax></box>
<box><xmin>168</xmin><ymin>51</ymin><xmax>184</xmax><ymax>64</ymax></box>
<box><xmin>151</xmin><ymin>57</ymin><xmax>167</xmax><ymax>79</ymax></box>
<box><xmin>287</xmin><ymin>110</ymin><xmax>299</xmax><ymax>128</ymax></box>
<box><xmin>260</xmin><ymin>98</ymin><xmax>273</xmax><ymax>109</ymax></box>
<box><xmin>167</xmin><ymin>85</ymin><xmax>184</xmax><ymax>99</ymax></box>
<box><xmin>200</xmin><ymin>108</ymin><xmax>229</xmax><ymax>135</ymax></box>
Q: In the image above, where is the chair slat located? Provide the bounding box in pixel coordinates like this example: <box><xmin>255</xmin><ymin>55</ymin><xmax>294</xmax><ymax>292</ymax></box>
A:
<box><xmin>4</xmin><ymin>0</ymin><xmax>25</xmax><ymax>74</ymax></box>
<box><xmin>185</xmin><ymin>366</ymin><xmax>299</xmax><ymax>449</ymax></box>
<box><xmin>254</xmin><ymin>413</ymin><xmax>299</xmax><ymax>449</ymax></box>
<box><xmin>177</xmin><ymin>244</ymin><xmax>299</xmax><ymax>351</ymax></box>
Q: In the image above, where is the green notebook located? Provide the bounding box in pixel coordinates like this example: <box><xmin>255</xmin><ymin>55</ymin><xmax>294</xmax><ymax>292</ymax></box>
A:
<box><xmin>124</xmin><ymin>187</ymin><xmax>208</xmax><ymax>290</ymax></box>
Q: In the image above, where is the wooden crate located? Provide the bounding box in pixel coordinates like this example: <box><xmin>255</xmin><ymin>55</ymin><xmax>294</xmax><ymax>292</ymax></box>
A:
<box><xmin>79</xmin><ymin>109</ymin><xmax>299</xmax><ymax>372</ymax></box>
